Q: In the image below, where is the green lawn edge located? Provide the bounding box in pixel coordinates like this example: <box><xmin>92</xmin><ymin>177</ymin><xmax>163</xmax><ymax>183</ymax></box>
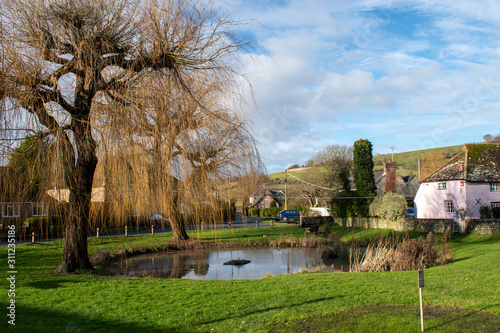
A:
<box><xmin>1</xmin><ymin>226</ymin><xmax>498</xmax><ymax>332</ymax></box>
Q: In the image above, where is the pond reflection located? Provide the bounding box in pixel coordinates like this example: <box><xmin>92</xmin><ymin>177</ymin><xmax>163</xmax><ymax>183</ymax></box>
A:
<box><xmin>122</xmin><ymin>248</ymin><xmax>351</xmax><ymax>280</ymax></box>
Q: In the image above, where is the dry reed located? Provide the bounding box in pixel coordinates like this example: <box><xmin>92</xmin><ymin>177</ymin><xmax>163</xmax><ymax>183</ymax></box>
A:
<box><xmin>350</xmin><ymin>233</ymin><xmax>453</xmax><ymax>272</ymax></box>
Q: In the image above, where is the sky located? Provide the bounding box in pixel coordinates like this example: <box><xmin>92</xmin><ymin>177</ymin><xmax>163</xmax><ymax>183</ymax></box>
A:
<box><xmin>220</xmin><ymin>0</ymin><xmax>500</xmax><ymax>174</ymax></box>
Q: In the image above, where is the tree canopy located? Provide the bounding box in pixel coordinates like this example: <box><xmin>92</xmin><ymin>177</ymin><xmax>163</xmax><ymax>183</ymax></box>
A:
<box><xmin>0</xmin><ymin>0</ymin><xmax>261</xmax><ymax>273</ymax></box>
<box><xmin>353</xmin><ymin>139</ymin><xmax>376</xmax><ymax>197</ymax></box>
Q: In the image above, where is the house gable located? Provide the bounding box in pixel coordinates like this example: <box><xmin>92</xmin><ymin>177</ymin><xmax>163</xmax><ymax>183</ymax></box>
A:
<box><xmin>423</xmin><ymin>143</ymin><xmax>500</xmax><ymax>183</ymax></box>
<box><xmin>249</xmin><ymin>185</ymin><xmax>284</xmax><ymax>208</ymax></box>
<box><xmin>415</xmin><ymin>143</ymin><xmax>500</xmax><ymax>221</ymax></box>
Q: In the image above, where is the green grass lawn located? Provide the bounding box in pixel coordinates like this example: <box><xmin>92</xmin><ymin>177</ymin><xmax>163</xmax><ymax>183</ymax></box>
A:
<box><xmin>1</xmin><ymin>226</ymin><xmax>499</xmax><ymax>332</ymax></box>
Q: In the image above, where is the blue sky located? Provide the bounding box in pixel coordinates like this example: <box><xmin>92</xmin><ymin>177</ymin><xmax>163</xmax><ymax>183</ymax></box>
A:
<box><xmin>220</xmin><ymin>0</ymin><xmax>500</xmax><ymax>173</ymax></box>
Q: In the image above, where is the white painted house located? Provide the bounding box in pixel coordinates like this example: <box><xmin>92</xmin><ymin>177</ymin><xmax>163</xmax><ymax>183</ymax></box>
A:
<box><xmin>414</xmin><ymin>143</ymin><xmax>500</xmax><ymax>221</ymax></box>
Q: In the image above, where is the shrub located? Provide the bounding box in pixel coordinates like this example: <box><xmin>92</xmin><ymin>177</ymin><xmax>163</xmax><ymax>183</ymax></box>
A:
<box><xmin>269</xmin><ymin>201</ymin><xmax>277</xmax><ymax>208</ymax></box>
<box><xmin>369</xmin><ymin>192</ymin><xmax>407</xmax><ymax>221</ymax></box>
<box><xmin>350</xmin><ymin>233</ymin><xmax>453</xmax><ymax>272</ymax></box>
<box><xmin>479</xmin><ymin>205</ymin><xmax>491</xmax><ymax>219</ymax></box>
<box><xmin>259</xmin><ymin>207</ymin><xmax>281</xmax><ymax>219</ymax></box>
<box><xmin>331</xmin><ymin>192</ymin><xmax>371</xmax><ymax>218</ymax></box>
<box><xmin>248</xmin><ymin>208</ymin><xmax>260</xmax><ymax>217</ymax></box>
<box><xmin>308</xmin><ymin>210</ymin><xmax>320</xmax><ymax>217</ymax></box>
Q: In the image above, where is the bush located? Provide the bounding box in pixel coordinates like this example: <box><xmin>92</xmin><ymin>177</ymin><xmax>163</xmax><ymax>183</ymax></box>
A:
<box><xmin>369</xmin><ymin>192</ymin><xmax>407</xmax><ymax>221</ymax></box>
<box><xmin>259</xmin><ymin>207</ymin><xmax>281</xmax><ymax>219</ymax></box>
<box><xmin>479</xmin><ymin>205</ymin><xmax>491</xmax><ymax>219</ymax></box>
<box><xmin>308</xmin><ymin>210</ymin><xmax>320</xmax><ymax>217</ymax></box>
<box><xmin>350</xmin><ymin>233</ymin><xmax>453</xmax><ymax>272</ymax></box>
<box><xmin>248</xmin><ymin>208</ymin><xmax>260</xmax><ymax>217</ymax></box>
<box><xmin>331</xmin><ymin>194</ymin><xmax>368</xmax><ymax>218</ymax></box>
<box><xmin>269</xmin><ymin>201</ymin><xmax>277</xmax><ymax>208</ymax></box>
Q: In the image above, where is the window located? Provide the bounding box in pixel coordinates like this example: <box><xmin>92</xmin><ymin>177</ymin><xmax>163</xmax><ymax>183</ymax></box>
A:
<box><xmin>490</xmin><ymin>183</ymin><xmax>500</xmax><ymax>192</ymax></box>
<box><xmin>492</xmin><ymin>202</ymin><xmax>500</xmax><ymax>208</ymax></box>
<box><xmin>2</xmin><ymin>203</ymin><xmax>20</xmax><ymax>217</ymax></box>
<box><xmin>438</xmin><ymin>182</ymin><xmax>447</xmax><ymax>190</ymax></box>
<box><xmin>32</xmin><ymin>203</ymin><xmax>47</xmax><ymax>217</ymax></box>
<box><xmin>444</xmin><ymin>200</ymin><xmax>455</xmax><ymax>214</ymax></box>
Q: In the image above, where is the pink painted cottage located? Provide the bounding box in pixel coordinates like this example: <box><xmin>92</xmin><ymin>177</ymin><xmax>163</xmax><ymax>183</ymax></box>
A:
<box><xmin>414</xmin><ymin>143</ymin><xmax>500</xmax><ymax>221</ymax></box>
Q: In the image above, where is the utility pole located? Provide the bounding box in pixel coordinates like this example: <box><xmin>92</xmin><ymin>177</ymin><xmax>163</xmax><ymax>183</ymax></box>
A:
<box><xmin>285</xmin><ymin>170</ymin><xmax>288</xmax><ymax>210</ymax></box>
<box><xmin>389</xmin><ymin>146</ymin><xmax>395</xmax><ymax>162</ymax></box>
<box><xmin>418</xmin><ymin>155</ymin><xmax>421</xmax><ymax>180</ymax></box>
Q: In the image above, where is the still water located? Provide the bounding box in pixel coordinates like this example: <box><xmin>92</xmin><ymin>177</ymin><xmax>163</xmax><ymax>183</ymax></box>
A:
<box><xmin>123</xmin><ymin>248</ymin><xmax>350</xmax><ymax>280</ymax></box>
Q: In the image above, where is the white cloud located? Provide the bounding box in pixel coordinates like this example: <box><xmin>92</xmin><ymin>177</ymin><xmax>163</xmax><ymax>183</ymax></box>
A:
<box><xmin>228</xmin><ymin>0</ymin><xmax>500</xmax><ymax>172</ymax></box>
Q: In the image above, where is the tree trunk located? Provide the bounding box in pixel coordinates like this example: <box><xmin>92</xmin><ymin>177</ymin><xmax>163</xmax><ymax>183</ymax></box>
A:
<box><xmin>168</xmin><ymin>196</ymin><xmax>189</xmax><ymax>241</ymax></box>
<box><xmin>55</xmin><ymin>215</ymin><xmax>92</xmax><ymax>273</ymax></box>
<box><xmin>55</xmin><ymin>116</ymin><xmax>97</xmax><ymax>273</ymax></box>
<box><xmin>169</xmin><ymin>216</ymin><xmax>189</xmax><ymax>241</ymax></box>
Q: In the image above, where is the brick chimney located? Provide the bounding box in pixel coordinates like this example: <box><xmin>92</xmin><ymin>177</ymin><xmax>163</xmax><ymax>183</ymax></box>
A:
<box><xmin>384</xmin><ymin>161</ymin><xmax>397</xmax><ymax>193</ymax></box>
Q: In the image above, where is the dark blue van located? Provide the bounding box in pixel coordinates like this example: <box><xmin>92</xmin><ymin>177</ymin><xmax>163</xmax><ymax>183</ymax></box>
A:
<box><xmin>277</xmin><ymin>209</ymin><xmax>300</xmax><ymax>221</ymax></box>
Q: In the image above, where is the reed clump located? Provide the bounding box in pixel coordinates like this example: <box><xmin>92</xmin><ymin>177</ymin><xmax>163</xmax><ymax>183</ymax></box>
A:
<box><xmin>350</xmin><ymin>233</ymin><xmax>453</xmax><ymax>272</ymax></box>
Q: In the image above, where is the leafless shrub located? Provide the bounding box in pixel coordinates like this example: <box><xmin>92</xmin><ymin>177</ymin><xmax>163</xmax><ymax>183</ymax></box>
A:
<box><xmin>350</xmin><ymin>233</ymin><xmax>453</xmax><ymax>272</ymax></box>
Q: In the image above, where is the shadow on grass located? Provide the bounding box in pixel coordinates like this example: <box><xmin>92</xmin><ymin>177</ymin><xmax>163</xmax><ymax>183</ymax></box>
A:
<box><xmin>427</xmin><ymin>303</ymin><xmax>500</xmax><ymax>331</ymax></box>
<box><xmin>451</xmin><ymin>234</ymin><xmax>500</xmax><ymax>245</ymax></box>
<box><xmin>26</xmin><ymin>279</ymin><xmax>84</xmax><ymax>290</ymax></box>
<box><xmin>4</xmin><ymin>303</ymin><xmax>181</xmax><ymax>333</ymax></box>
<box><xmin>448</xmin><ymin>256</ymin><xmax>472</xmax><ymax>264</ymax></box>
<box><xmin>203</xmin><ymin>295</ymin><xmax>347</xmax><ymax>326</ymax></box>
<box><xmin>268</xmin><ymin>304</ymin><xmax>500</xmax><ymax>333</ymax></box>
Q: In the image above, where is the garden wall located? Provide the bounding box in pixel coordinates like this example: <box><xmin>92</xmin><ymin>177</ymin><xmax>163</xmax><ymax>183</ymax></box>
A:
<box><xmin>333</xmin><ymin>217</ymin><xmax>500</xmax><ymax>234</ymax></box>
<box><xmin>299</xmin><ymin>216</ymin><xmax>333</xmax><ymax>228</ymax></box>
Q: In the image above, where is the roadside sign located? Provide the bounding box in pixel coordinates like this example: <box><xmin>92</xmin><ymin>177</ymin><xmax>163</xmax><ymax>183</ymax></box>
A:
<box><xmin>418</xmin><ymin>269</ymin><xmax>424</xmax><ymax>288</ymax></box>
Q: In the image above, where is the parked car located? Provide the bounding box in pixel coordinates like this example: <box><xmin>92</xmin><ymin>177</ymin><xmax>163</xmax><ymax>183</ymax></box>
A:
<box><xmin>406</xmin><ymin>207</ymin><xmax>415</xmax><ymax>218</ymax></box>
<box><xmin>309</xmin><ymin>207</ymin><xmax>331</xmax><ymax>216</ymax></box>
<box><xmin>277</xmin><ymin>209</ymin><xmax>300</xmax><ymax>221</ymax></box>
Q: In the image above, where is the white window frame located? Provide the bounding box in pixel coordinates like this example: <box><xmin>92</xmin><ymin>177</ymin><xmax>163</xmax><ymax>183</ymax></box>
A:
<box><xmin>2</xmin><ymin>203</ymin><xmax>20</xmax><ymax>217</ymax></box>
<box><xmin>490</xmin><ymin>183</ymin><xmax>500</xmax><ymax>192</ymax></box>
<box><xmin>491</xmin><ymin>202</ymin><xmax>500</xmax><ymax>208</ymax></box>
<box><xmin>438</xmin><ymin>182</ymin><xmax>447</xmax><ymax>190</ymax></box>
<box><xmin>444</xmin><ymin>200</ymin><xmax>455</xmax><ymax>214</ymax></box>
<box><xmin>32</xmin><ymin>203</ymin><xmax>47</xmax><ymax>217</ymax></box>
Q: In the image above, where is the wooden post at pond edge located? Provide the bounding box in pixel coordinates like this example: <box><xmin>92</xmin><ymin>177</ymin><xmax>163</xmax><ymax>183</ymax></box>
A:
<box><xmin>96</xmin><ymin>228</ymin><xmax>99</xmax><ymax>238</ymax></box>
<box><xmin>125</xmin><ymin>225</ymin><xmax>128</xmax><ymax>236</ymax></box>
<box><xmin>418</xmin><ymin>268</ymin><xmax>425</xmax><ymax>332</ymax></box>
<box><xmin>151</xmin><ymin>224</ymin><xmax>154</xmax><ymax>235</ymax></box>
<box><xmin>32</xmin><ymin>231</ymin><xmax>35</xmax><ymax>243</ymax></box>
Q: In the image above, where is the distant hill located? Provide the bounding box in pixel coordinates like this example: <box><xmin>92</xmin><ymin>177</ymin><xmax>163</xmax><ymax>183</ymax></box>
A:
<box><xmin>373</xmin><ymin>145</ymin><xmax>462</xmax><ymax>177</ymax></box>
<box><xmin>266</xmin><ymin>145</ymin><xmax>464</xmax><ymax>187</ymax></box>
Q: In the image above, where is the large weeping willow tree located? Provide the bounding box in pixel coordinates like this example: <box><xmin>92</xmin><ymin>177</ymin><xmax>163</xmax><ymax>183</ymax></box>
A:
<box><xmin>0</xmin><ymin>0</ymin><xmax>261</xmax><ymax>273</ymax></box>
<box><xmin>96</xmin><ymin>74</ymin><xmax>262</xmax><ymax>241</ymax></box>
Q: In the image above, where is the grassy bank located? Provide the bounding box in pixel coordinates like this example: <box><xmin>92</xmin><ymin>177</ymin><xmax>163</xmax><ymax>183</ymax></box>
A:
<box><xmin>1</xmin><ymin>226</ymin><xmax>499</xmax><ymax>332</ymax></box>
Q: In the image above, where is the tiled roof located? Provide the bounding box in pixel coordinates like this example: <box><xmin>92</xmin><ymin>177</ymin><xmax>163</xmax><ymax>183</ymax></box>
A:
<box><xmin>423</xmin><ymin>143</ymin><xmax>500</xmax><ymax>182</ymax></box>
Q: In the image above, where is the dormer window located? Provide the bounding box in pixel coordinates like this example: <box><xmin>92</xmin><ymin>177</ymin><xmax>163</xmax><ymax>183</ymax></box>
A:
<box><xmin>438</xmin><ymin>182</ymin><xmax>447</xmax><ymax>190</ymax></box>
<box><xmin>490</xmin><ymin>183</ymin><xmax>500</xmax><ymax>192</ymax></box>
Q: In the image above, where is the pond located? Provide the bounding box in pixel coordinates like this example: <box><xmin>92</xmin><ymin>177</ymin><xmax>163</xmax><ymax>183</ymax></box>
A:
<box><xmin>121</xmin><ymin>247</ymin><xmax>351</xmax><ymax>280</ymax></box>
